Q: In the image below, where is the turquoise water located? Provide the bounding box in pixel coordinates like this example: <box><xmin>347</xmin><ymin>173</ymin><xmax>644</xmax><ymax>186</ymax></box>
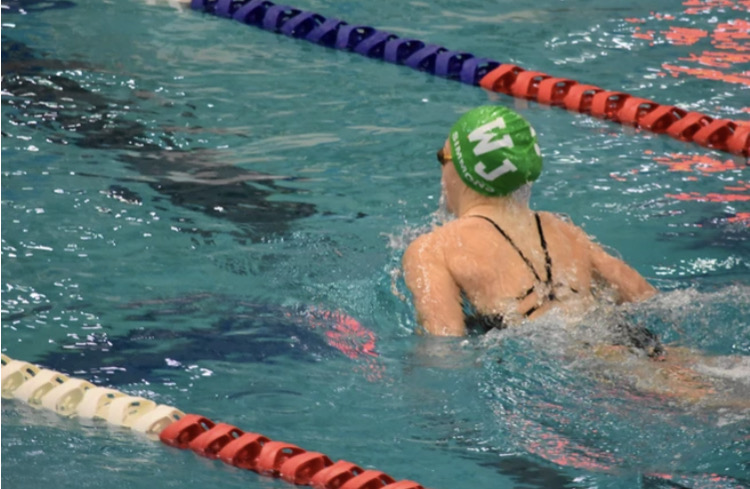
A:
<box><xmin>2</xmin><ymin>1</ymin><xmax>749</xmax><ymax>488</ymax></box>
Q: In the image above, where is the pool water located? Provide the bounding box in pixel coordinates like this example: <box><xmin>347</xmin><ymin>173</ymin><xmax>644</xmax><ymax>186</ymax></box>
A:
<box><xmin>2</xmin><ymin>1</ymin><xmax>749</xmax><ymax>488</ymax></box>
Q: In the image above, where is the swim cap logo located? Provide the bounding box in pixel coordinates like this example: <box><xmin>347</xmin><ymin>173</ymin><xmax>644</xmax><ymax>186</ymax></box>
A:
<box><xmin>467</xmin><ymin>117</ymin><xmax>518</xmax><ymax>181</ymax></box>
<box><xmin>448</xmin><ymin>105</ymin><xmax>543</xmax><ymax>197</ymax></box>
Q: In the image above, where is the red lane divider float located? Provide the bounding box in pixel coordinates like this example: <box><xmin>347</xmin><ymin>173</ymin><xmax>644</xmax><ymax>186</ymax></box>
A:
<box><xmin>478</xmin><ymin>63</ymin><xmax>750</xmax><ymax>158</ymax></box>
<box><xmin>159</xmin><ymin>414</ymin><xmax>427</xmax><ymax>489</ymax></box>
<box><xmin>189</xmin><ymin>0</ymin><xmax>749</xmax><ymax>158</ymax></box>
<box><xmin>2</xmin><ymin>355</ymin><xmax>432</xmax><ymax>489</ymax></box>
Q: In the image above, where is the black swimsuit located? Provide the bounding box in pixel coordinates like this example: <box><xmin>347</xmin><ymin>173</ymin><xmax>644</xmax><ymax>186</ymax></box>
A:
<box><xmin>465</xmin><ymin>213</ymin><xmax>569</xmax><ymax>333</ymax></box>
<box><xmin>464</xmin><ymin>214</ymin><xmax>664</xmax><ymax>358</ymax></box>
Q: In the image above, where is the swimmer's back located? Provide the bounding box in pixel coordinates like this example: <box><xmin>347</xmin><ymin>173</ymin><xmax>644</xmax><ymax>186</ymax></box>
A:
<box><xmin>437</xmin><ymin>210</ymin><xmax>655</xmax><ymax>322</ymax></box>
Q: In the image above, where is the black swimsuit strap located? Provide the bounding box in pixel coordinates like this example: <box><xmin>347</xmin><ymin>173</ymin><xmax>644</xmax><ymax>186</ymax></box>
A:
<box><xmin>522</xmin><ymin>215</ymin><xmax>552</xmax><ymax>316</ymax></box>
<box><xmin>468</xmin><ymin>215</ymin><xmax>543</xmax><ymax>283</ymax></box>
<box><xmin>469</xmin><ymin>213</ymin><xmax>558</xmax><ymax>318</ymax></box>
<box><xmin>534</xmin><ymin>213</ymin><xmax>553</xmax><ymax>285</ymax></box>
<box><xmin>466</xmin><ymin>214</ymin><xmax>577</xmax><ymax>323</ymax></box>
<box><xmin>533</xmin><ymin>215</ymin><xmax>581</xmax><ymax>295</ymax></box>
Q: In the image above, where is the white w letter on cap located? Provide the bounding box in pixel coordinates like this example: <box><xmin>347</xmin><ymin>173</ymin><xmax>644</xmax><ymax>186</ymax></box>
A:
<box><xmin>468</xmin><ymin>117</ymin><xmax>514</xmax><ymax>156</ymax></box>
<box><xmin>468</xmin><ymin>116</ymin><xmax>518</xmax><ymax>182</ymax></box>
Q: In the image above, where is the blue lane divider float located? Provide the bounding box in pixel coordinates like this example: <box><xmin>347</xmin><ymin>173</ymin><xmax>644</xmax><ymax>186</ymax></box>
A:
<box><xmin>191</xmin><ymin>0</ymin><xmax>500</xmax><ymax>85</ymax></box>
<box><xmin>189</xmin><ymin>0</ymin><xmax>750</xmax><ymax>158</ymax></box>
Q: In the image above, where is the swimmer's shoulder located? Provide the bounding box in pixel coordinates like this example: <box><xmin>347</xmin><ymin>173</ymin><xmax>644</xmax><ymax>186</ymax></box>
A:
<box><xmin>403</xmin><ymin>221</ymin><xmax>471</xmax><ymax>268</ymax></box>
<box><xmin>403</xmin><ymin>226</ymin><xmax>448</xmax><ymax>264</ymax></box>
<box><xmin>537</xmin><ymin>210</ymin><xmax>592</xmax><ymax>244</ymax></box>
<box><xmin>448</xmin><ymin>214</ymin><xmax>507</xmax><ymax>235</ymax></box>
<box><xmin>440</xmin><ymin>217</ymin><xmax>494</xmax><ymax>249</ymax></box>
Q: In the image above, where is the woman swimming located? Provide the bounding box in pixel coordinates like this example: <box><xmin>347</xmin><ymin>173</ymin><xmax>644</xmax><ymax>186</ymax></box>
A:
<box><xmin>403</xmin><ymin>105</ymin><xmax>657</xmax><ymax>337</ymax></box>
<box><xmin>401</xmin><ymin>106</ymin><xmax>750</xmax><ymax>405</ymax></box>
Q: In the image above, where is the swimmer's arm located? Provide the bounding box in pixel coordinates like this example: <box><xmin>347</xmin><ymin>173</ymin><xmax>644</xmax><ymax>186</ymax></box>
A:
<box><xmin>403</xmin><ymin>235</ymin><xmax>466</xmax><ymax>336</ymax></box>
<box><xmin>588</xmin><ymin>239</ymin><xmax>657</xmax><ymax>303</ymax></box>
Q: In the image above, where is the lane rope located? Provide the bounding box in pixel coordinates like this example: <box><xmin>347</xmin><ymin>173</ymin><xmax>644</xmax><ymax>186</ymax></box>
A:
<box><xmin>1</xmin><ymin>354</ymin><xmax>429</xmax><ymax>489</ymax></box>
<box><xmin>187</xmin><ymin>0</ymin><xmax>749</xmax><ymax>159</ymax></box>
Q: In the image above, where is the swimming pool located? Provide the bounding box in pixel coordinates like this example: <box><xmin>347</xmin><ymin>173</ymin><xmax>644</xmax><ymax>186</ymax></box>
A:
<box><xmin>2</xmin><ymin>0</ymin><xmax>749</xmax><ymax>488</ymax></box>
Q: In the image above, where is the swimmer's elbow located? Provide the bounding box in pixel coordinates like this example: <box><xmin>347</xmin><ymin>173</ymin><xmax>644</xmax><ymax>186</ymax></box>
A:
<box><xmin>635</xmin><ymin>282</ymin><xmax>659</xmax><ymax>302</ymax></box>
<box><xmin>420</xmin><ymin>318</ymin><xmax>466</xmax><ymax>337</ymax></box>
<box><xmin>590</xmin><ymin>246</ymin><xmax>657</xmax><ymax>304</ymax></box>
<box><xmin>416</xmin><ymin>303</ymin><xmax>466</xmax><ymax>337</ymax></box>
<box><xmin>614</xmin><ymin>279</ymin><xmax>658</xmax><ymax>304</ymax></box>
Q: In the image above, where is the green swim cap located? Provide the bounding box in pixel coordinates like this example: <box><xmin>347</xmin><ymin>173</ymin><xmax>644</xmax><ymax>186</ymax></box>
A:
<box><xmin>448</xmin><ymin>106</ymin><xmax>542</xmax><ymax>196</ymax></box>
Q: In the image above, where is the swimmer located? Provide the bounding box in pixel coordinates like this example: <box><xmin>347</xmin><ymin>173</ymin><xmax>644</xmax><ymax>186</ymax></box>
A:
<box><xmin>403</xmin><ymin>105</ymin><xmax>657</xmax><ymax>337</ymax></box>
<box><xmin>403</xmin><ymin>106</ymin><xmax>747</xmax><ymax>406</ymax></box>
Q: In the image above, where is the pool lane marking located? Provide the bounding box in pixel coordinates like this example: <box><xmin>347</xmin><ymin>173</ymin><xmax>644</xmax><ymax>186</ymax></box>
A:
<box><xmin>187</xmin><ymin>0</ymin><xmax>748</xmax><ymax>159</ymax></box>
